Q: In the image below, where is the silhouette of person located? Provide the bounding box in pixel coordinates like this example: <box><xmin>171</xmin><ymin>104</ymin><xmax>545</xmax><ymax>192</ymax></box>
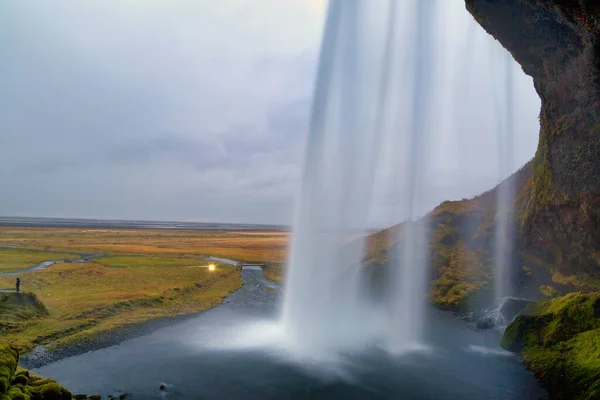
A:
<box><xmin>16</xmin><ymin>277</ymin><xmax>20</xmax><ymax>293</ymax></box>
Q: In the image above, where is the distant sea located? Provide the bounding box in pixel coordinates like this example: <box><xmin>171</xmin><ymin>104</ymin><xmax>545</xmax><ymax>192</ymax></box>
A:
<box><xmin>0</xmin><ymin>216</ymin><xmax>288</xmax><ymax>232</ymax></box>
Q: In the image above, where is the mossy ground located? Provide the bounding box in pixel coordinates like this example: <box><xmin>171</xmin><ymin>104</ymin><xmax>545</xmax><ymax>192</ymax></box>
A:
<box><xmin>0</xmin><ymin>343</ymin><xmax>97</xmax><ymax>399</ymax></box>
<box><xmin>501</xmin><ymin>292</ymin><xmax>600</xmax><ymax>399</ymax></box>
<box><xmin>0</xmin><ymin>249</ymin><xmax>79</xmax><ymax>275</ymax></box>
<box><xmin>0</xmin><ymin>293</ymin><xmax>49</xmax><ymax>334</ymax></box>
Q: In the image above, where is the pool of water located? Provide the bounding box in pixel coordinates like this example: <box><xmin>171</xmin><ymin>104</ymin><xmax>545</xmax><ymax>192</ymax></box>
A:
<box><xmin>35</xmin><ymin>269</ymin><xmax>546</xmax><ymax>399</ymax></box>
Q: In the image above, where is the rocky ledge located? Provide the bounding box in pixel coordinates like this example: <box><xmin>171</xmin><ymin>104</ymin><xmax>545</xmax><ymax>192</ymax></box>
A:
<box><xmin>501</xmin><ymin>292</ymin><xmax>600</xmax><ymax>399</ymax></box>
<box><xmin>0</xmin><ymin>344</ymin><xmax>115</xmax><ymax>400</ymax></box>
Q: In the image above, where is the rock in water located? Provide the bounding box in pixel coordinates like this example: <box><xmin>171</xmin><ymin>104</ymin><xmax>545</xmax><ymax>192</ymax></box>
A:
<box><xmin>475</xmin><ymin>318</ymin><xmax>495</xmax><ymax>330</ymax></box>
<box><xmin>498</xmin><ymin>298</ymin><xmax>533</xmax><ymax>324</ymax></box>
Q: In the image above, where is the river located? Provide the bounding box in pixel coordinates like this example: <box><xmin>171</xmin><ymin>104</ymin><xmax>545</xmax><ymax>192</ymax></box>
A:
<box><xmin>34</xmin><ymin>268</ymin><xmax>546</xmax><ymax>399</ymax></box>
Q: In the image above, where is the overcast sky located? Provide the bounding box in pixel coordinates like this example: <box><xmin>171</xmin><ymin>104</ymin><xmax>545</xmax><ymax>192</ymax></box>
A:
<box><xmin>0</xmin><ymin>0</ymin><xmax>540</xmax><ymax>227</ymax></box>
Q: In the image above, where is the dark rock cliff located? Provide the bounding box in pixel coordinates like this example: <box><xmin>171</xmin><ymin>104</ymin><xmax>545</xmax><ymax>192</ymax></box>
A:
<box><xmin>466</xmin><ymin>0</ymin><xmax>600</xmax><ymax>292</ymax></box>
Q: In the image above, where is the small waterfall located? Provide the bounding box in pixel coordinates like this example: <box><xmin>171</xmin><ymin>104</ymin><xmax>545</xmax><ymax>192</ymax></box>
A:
<box><xmin>493</xmin><ymin>50</ymin><xmax>517</xmax><ymax>322</ymax></box>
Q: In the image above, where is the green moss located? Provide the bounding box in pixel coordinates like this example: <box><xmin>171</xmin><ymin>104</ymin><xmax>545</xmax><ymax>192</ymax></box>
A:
<box><xmin>501</xmin><ymin>292</ymin><xmax>600</xmax><ymax>399</ymax></box>
<box><xmin>10</xmin><ymin>374</ymin><xmax>28</xmax><ymax>387</ymax></box>
<box><xmin>0</xmin><ymin>293</ymin><xmax>49</xmax><ymax>335</ymax></box>
<box><xmin>540</xmin><ymin>285</ymin><xmax>563</xmax><ymax>298</ymax></box>
<box><xmin>0</xmin><ymin>345</ymin><xmax>18</xmax><ymax>394</ymax></box>
<box><xmin>38</xmin><ymin>383</ymin><xmax>71</xmax><ymax>400</ymax></box>
<box><xmin>521</xmin><ymin>107</ymin><xmax>556</xmax><ymax>229</ymax></box>
<box><xmin>551</xmin><ymin>115</ymin><xmax>570</xmax><ymax>136</ymax></box>
<box><xmin>0</xmin><ymin>344</ymin><xmax>84</xmax><ymax>400</ymax></box>
<box><xmin>6</xmin><ymin>386</ymin><xmax>29</xmax><ymax>400</ymax></box>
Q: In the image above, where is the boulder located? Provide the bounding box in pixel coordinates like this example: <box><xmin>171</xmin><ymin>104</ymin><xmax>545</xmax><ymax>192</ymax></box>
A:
<box><xmin>498</xmin><ymin>298</ymin><xmax>533</xmax><ymax>324</ymax></box>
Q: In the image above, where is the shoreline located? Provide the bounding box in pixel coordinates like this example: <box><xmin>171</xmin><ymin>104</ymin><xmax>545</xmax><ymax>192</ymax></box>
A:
<box><xmin>20</xmin><ymin>309</ymin><xmax>212</xmax><ymax>369</ymax></box>
<box><xmin>21</xmin><ymin>266</ymin><xmax>273</xmax><ymax>370</ymax></box>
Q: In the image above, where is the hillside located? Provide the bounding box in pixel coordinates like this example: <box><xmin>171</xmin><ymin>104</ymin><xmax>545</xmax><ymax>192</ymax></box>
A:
<box><xmin>364</xmin><ymin>0</ymin><xmax>600</xmax><ymax>312</ymax></box>
<box><xmin>363</xmin><ymin>161</ymin><xmax>563</xmax><ymax>311</ymax></box>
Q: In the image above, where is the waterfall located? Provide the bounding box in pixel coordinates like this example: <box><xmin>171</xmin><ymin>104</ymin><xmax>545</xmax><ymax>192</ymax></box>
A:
<box><xmin>282</xmin><ymin>0</ymin><xmax>522</xmax><ymax>354</ymax></box>
<box><xmin>282</xmin><ymin>0</ymin><xmax>440</xmax><ymax>356</ymax></box>
<box><xmin>491</xmin><ymin>50</ymin><xmax>517</xmax><ymax>325</ymax></box>
<box><xmin>387</xmin><ymin>0</ymin><xmax>439</xmax><ymax>351</ymax></box>
<box><xmin>281</xmin><ymin>0</ymin><xmax>379</xmax><ymax>354</ymax></box>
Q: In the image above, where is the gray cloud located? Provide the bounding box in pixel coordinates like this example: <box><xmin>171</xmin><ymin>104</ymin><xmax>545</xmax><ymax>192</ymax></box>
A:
<box><xmin>0</xmin><ymin>1</ymin><xmax>540</xmax><ymax>227</ymax></box>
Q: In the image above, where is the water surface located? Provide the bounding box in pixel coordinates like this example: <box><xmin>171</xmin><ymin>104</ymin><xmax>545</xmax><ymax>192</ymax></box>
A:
<box><xmin>35</xmin><ymin>268</ymin><xmax>546</xmax><ymax>400</ymax></box>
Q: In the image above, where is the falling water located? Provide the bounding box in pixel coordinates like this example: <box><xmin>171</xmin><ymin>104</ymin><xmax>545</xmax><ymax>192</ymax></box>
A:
<box><xmin>387</xmin><ymin>0</ymin><xmax>439</xmax><ymax>350</ymax></box>
<box><xmin>282</xmin><ymin>0</ymin><xmax>386</xmax><ymax>354</ymax></box>
<box><xmin>282</xmin><ymin>0</ymin><xmax>440</xmax><ymax>355</ymax></box>
<box><xmin>283</xmin><ymin>0</ymin><xmax>522</xmax><ymax>354</ymax></box>
<box><xmin>492</xmin><ymin>49</ymin><xmax>517</xmax><ymax>325</ymax></box>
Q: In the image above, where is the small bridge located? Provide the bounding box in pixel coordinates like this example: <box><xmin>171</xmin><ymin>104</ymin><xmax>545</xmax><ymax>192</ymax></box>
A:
<box><xmin>240</xmin><ymin>264</ymin><xmax>265</xmax><ymax>271</ymax></box>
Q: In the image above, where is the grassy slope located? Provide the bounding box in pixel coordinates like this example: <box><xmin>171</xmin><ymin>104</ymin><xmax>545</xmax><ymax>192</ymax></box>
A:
<box><xmin>0</xmin><ymin>262</ymin><xmax>242</xmax><ymax>352</ymax></box>
<box><xmin>363</xmin><ymin>162</ymin><xmax>534</xmax><ymax>311</ymax></box>
<box><xmin>363</xmin><ymin>159</ymin><xmax>600</xmax><ymax>311</ymax></box>
<box><xmin>0</xmin><ymin>248</ymin><xmax>80</xmax><ymax>274</ymax></box>
<box><xmin>501</xmin><ymin>292</ymin><xmax>600</xmax><ymax>400</ymax></box>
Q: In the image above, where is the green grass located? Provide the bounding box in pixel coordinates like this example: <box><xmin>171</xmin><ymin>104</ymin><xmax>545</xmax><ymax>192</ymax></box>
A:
<box><xmin>99</xmin><ymin>255</ymin><xmax>228</xmax><ymax>269</ymax></box>
<box><xmin>0</xmin><ymin>293</ymin><xmax>49</xmax><ymax>333</ymax></box>
<box><xmin>0</xmin><ymin>262</ymin><xmax>243</xmax><ymax>352</ymax></box>
<box><xmin>263</xmin><ymin>264</ymin><xmax>285</xmax><ymax>284</ymax></box>
<box><xmin>0</xmin><ymin>248</ymin><xmax>80</xmax><ymax>274</ymax></box>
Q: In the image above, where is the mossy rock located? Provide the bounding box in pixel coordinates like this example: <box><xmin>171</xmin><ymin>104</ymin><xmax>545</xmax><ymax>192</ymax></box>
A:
<box><xmin>11</xmin><ymin>371</ymin><xmax>30</xmax><ymax>387</ymax></box>
<box><xmin>0</xmin><ymin>344</ymin><xmax>88</xmax><ymax>400</ymax></box>
<box><xmin>6</xmin><ymin>386</ymin><xmax>28</xmax><ymax>400</ymax></box>
<box><xmin>540</xmin><ymin>285</ymin><xmax>562</xmax><ymax>298</ymax></box>
<box><xmin>501</xmin><ymin>292</ymin><xmax>600</xmax><ymax>351</ymax></box>
<box><xmin>0</xmin><ymin>345</ymin><xmax>18</xmax><ymax>394</ymax></box>
<box><xmin>38</xmin><ymin>383</ymin><xmax>71</xmax><ymax>400</ymax></box>
<box><xmin>501</xmin><ymin>292</ymin><xmax>600</xmax><ymax>400</ymax></box>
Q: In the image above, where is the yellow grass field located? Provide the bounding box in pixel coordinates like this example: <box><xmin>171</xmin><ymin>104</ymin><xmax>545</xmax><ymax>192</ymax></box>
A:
<box><xmin>0</xmin><ymin>227</ymin><xmax>290</xmax><ymax>264</ymax></box>
<box><xmin>0</xmin><ymin>248</ymin><xmax>80</xmax><ymax>274</ymax></box>
<box><xmin>0</xmin><ymin>226</ymin><xmax>290</xmax><ymax>352</ymax></box>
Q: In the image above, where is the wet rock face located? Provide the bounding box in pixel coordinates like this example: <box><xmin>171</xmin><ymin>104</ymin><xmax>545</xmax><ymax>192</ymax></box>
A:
<box><xmin>467</xmin><ymin>0</ymin><xmax>600</xmax><ymax>192</ymax></box>
<box><xmin>466</xmin><ymin>0</ymin><xmax>600</xmax><ymax>273</ymax></box>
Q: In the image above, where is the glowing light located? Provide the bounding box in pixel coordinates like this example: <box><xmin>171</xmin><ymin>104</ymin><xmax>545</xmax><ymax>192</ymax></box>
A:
<box><xmin>208</xmin><ymin>264</ymin><xmax>216</xmax><ymax>272</ymax></box>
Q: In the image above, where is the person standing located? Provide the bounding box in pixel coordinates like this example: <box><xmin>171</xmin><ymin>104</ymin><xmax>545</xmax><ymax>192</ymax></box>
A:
<box><xmin>15</xmin><ymin>277</ymin><xmax>20</xmax><ymax>293</ymax></box>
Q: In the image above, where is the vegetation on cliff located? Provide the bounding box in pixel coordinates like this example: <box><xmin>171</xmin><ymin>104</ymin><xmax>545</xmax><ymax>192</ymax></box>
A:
<box><xmin>465</xmin><ymin>0</ymin><xmax>600</xmax><ymax>307</ymax></box>
<box><xmin>363</xmin><ymin>162</ymin><xmax>536</xmax><ymax>311</ymax></box>
<box><xmin>0</xmin><ymin>343</ymin><xmax>81</xmax><ymax>400</ymax></box>
<box><xmin>501</xmin><ymin>292</ymin><xmax>600</xmax><ymax>400</ymax></box>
